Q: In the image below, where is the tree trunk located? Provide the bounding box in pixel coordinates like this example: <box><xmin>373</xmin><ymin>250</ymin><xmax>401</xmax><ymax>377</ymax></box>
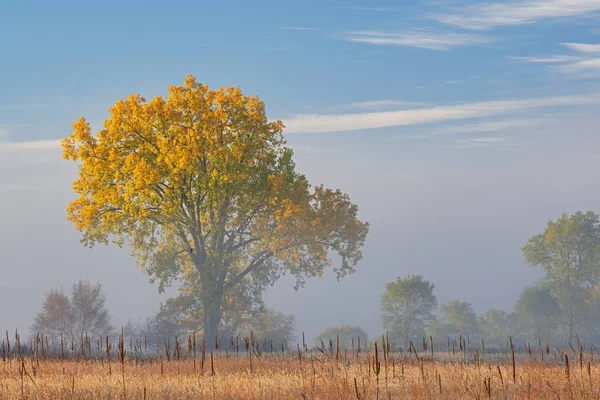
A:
<box><xmin>203</xmin><ymin>297</ymin><xmax>222</xmax><ymax>350</ymax></box>
<box><xmin>568</xmin><ymin>303</ymin><xmax>574</xmax><ymax>344</ymax></box>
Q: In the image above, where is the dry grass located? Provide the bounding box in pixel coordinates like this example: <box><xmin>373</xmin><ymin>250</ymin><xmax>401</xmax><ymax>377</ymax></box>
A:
<box><xmin>1</xmin><ymin>346</ymin><xmax>599</xmax><ymax>399</ymax></box>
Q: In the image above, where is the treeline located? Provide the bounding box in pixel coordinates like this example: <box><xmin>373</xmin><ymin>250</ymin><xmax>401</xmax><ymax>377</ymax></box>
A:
<box><xmin>381</xmin><ymin>211</ymin><xmax>600</xmax><ymax>347</ymax></box>
<box><xmin>22</xmin><ymin>210</ymin><xmax>600</xmax><ymax>351</ymax></box>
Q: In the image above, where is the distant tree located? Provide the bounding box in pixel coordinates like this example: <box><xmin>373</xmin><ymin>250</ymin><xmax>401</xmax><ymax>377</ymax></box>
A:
<box><xmin>31</xmin><ymin>289</ymin><xmax>74</xmax><ymax>341</ymax></box>
<box><xmin>123</xmin><ymin>298</ymin><xmax>192</xmax><ymax>350</ymax></box>
<box><xmin>247</xmin><ymin>308</ymin><xmax>296</xmax><ymax>347</ymax></box>
<box><xmin>432</xmin><ymin>300</ymin><xmax>479</xmax><ymax>340</ymax></box>
<box><xmin>315</xmin><ymin>325</ymin><xmax>368</xmax><ymax>349</ymax></box>
<box><xmin>31</xmin><ymin>280</ymin><xmax>113</xmax><ymax>342</ymax></box>
<box><xmin>70</xmin><ymin>280</ymin><xmax>113</xmax><ymax>340</ymax></box>
<box><xmin>381</xmin><ymin>275</ymin><xmax>438</xmax><ymax>345</ymax></box>
<box><xmin>522</xmin><ymin>211</ymin><xmax>600</xmax><ymax>342</ymax></box>
<box><xmin>514</xmin><ymin>285</ymin><xmax>561</xmax><ymax>343</ymax></box>
<box><xmin>478</xmin><ymin>308</ymin><xmax>514</xmax><ymax>346</ymax></box>
<box><xmin>585</xmin><ymin>284</ymin><xmax>600</xmax><ymax>342</ymax></box>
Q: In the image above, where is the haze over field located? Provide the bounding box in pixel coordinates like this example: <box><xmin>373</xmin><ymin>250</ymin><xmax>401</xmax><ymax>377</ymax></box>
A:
<box><xmin>2</xmin><ymin>0</ymin><xmax>600</xmax><ymax>342</ymax></box>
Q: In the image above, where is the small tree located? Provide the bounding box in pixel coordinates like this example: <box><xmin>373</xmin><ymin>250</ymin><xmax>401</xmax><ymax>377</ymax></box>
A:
<box><xmin>315</xmin><ymin>325</ymin><xmax>368</xmax><ymax>349</ymax></box>
<box><xmin>31</xmin><ymin>280</ymin><xmax>113</xmax><ymax>342</ymax></box>
<box><xmin>381</xmin><ymin>275</ymin><xmax>437</xmax><ymax>346</ymax></box>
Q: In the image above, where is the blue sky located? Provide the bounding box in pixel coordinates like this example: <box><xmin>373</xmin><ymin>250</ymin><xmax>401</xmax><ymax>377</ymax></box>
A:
<box><xmin>2</xmin><ymin>0</ymin><xmax>600</xmax><ymax>340</ymax></box>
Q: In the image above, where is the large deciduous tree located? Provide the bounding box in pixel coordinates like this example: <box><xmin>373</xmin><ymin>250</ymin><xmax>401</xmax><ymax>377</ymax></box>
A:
<box><xmin>381</xmin><ymin>275</ymin><xmax>437</xmax><ymax>346</ymax></box>
<box><xmin>62</xmin><ymin>76</ymin><xmax>369</xmax><ymax>344</ymax></box>
<box><xmin>522</xmin><ymin>211</ymin><xmax>600</xmax><ymax>342</ymax></box>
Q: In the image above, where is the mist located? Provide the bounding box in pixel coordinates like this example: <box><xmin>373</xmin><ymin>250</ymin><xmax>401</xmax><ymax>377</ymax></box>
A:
<box><xmin>2</xmin><ymin>116</ymin><xmax>599</xmax><ymax>343</ymax></box>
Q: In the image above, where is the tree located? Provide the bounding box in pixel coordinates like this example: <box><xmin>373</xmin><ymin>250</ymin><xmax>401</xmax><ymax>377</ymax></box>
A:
<box><xmin>477</xmin><ymin>309</ymin><xmax>514</xmax><ymax>347</ymax></box>
<box><xmin>315</xmin><ymin>325</ymin><xmax>368</xmax><ymax>349</ymax></box>
<box><xmin>31</xmin><ymin>289</ymin><xmax>74</xmax><ymax>341</ymax></box>
<box><xmin>381</xmin><ymin>275</ymin><xmax>437</xmax><ymax>345</ymax></box>
<box><xmin>435</xmin><ymin>300</ymin><xmax>479</xmax><ymax>339</ymax></box>
<box><xmin>247</xmin><ymin>308</ymin><xmax>296</xmax><ymax>347</ymax></box>
<box><xmin>522</xmin><ymin>211</ymin><xmax>600</xmax><ymax>342</ymax></box>
<box><xmin>62</xmin><ymin>75</ymin><xmax>369</xmax><ymax>345</ymax></box>
<box><xmin>70</xmin><ymin>280</ymin><xmax>113</xmax><ymax>340</ymax></box>
<box><xmin>31</xmin><ymin>280</ymin><xmax>113</xmax><ymax>342</ymax></box>
<box><xmin>514</xmin><ymin>285</ymin><xmax>561</xmax><ymax>343</ymax></box>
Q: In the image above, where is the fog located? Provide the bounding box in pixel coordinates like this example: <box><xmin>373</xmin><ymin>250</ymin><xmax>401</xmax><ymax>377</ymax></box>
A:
<box><xmin>2</xmin><ymin>114</ymin><xmax>599</xmax><ymax>343</ymax></box>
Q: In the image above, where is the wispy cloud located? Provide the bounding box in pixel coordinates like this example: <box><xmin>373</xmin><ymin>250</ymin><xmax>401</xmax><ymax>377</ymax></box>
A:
<box><xmin>433</xmin><ymin>0</ymin><xmax>600</xmax><ymax>30</ymax></box>
<box><xmin>445</xmin><ymin>136</ymin><xmax>507</xmax><ymax>148</ymax></box>
<box><xmin>561</xmin><ymin>43</ymin><xmax>600</xmax><ymax>53</ymax></box>
<box><xmin>0</xmin><ymin>140</ymin><xmax>62</xmax><ymax>152</ymax></box>
<box><xmin>284</xmin><ymin>94</ymin><xmax>600</xmax><ymax>133</ymax></box>
<box><xmin>339</xmin><ymin>100</ymin><xmax>427</xmax><ymax>111</ymax></box>
<box><xmin>275</xmin><ymin>26</ymin><xmax>319</xmax><ymax>31</ymax></box>
<box><xmin>431</xmin><ymin>118</ymin><xmax>545</xmax><ymax>135</ymax></box>
<box><xmin>556</xmin><ymin>58</ymin><xmax>600</xmax><ymax>73</ymax></box>
<box><xmin>513</xmin><ymin>42</ymin><xmax>600</xmax><ymax>75</ymax></box>
<box><xmin>509</xmin><ymin>55</ymin><xmax>583</xmax><ymax>63</ymax></box>
<box><xmin>445</xmin><ymin>79</ymin><xmax>461</xmax><ymax>85</ymax></box>
<box><xmin>350</xmin><ymin>7</ymin><xmax>400</xmax><ymax>13</ymax></box>
<box><xmin>341</xmin><ymin>30</ymin><xmax>490</xmax><ymax>51</ymax></box>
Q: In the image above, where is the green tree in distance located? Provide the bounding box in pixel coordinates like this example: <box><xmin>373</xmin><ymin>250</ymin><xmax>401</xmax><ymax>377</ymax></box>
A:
<box><xmin>430</xmin><ymin>300</ymin><xmax>479</xmax><ymax>340</ymax></box>
<box><xmin>315</xmin><ymin>325</ymin><xmax>368</xmax><ymax>349</ymax></box>
<box><xmin>522</xmin><ymin>211</ymin><xmax>600</xmax><ymax>342</ymax></box>
<box><xmin>381</xmin><ymin>275</ymin><xmax>438</xmax><ymax>346</ymax></box>
<box><xmin>478</xmin><ymin>308</ymin><xmax>513</xmax><ymax>346</ymax></box>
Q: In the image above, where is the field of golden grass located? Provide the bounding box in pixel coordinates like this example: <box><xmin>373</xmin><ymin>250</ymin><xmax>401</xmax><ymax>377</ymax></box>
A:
<box><xmin>1</xmin><ymin>344</ymin><xmax>598</xmax><ymax>399</ymax></box>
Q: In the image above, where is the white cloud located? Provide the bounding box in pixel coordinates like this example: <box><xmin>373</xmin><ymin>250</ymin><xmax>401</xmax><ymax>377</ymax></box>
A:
<box><xmin>556</xmin><ymin>58</ymin><xmax>600</xmax><ymax>73</ymax></box>
<box><xmin>445</xmin><ymin>79</ymin><xmax>461</xmax><ymax>85</ymax></box>
<box><xmin>341</xmin><ymin>30</ymin><xmax>490</xmax><ymax>51</ymax></box>
<box><xmin>275</xmin><ymin>26</ymin><xmax>318</xmax><ymax>31</ymax></box>
<box><xmin>561</xmin><ymin>43</ymin><xmax>600</xmax><ymax>53</ymax></box>
<box><xmin>0</xmin><ymin>139</ymin><xmax>62</xmax><ymax>152</ymax></box>
<box><xmin>351</xmin><ymin>7</ymin><xmax>399</xmax><ymax>13</ymax></box>
<box><xmin>434</xmin><ymin>0</ymin><xmax>600</xmax><ymax>30</ymax></box>
<box><xmin>509</xmin><ymin>55</ymin><xmax>583</xmax><ymax>63</ymax></box>
<box><xmin>432</xmin><ymin>118</ymin><xmax>545</xmax><ymax>135</ymax></box>
<box><xmin>284</xmin><ymin>94</ymin><xmax>600</xmax><ymax>133</ymax></box>
<box><xmin>447</xmin><ymin>136</ymin><xmax>507</xmax><ymax>146</ymax></box>
<box><xmin>339</xmin><ymin>100</ymin><xmax>426</xmax><ymax>111</ymax></box>
<box><xmin>513</xmin><ymin>42</ymin><xmax>600</xmax><ymax>75</ymax></box>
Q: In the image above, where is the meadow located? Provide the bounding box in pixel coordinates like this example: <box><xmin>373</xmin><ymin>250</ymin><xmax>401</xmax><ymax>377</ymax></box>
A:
<box><xmin>1</xmin><ymin>330</ymin><xmax>598</xmax><ymax>399</ymax></box>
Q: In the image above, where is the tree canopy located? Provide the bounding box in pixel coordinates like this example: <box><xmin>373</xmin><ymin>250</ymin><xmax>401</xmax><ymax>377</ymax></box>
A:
<box><xmin>62</xmin><ymin>75</ymin><xmax>369</xmax><ymax>343</ymax></box>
